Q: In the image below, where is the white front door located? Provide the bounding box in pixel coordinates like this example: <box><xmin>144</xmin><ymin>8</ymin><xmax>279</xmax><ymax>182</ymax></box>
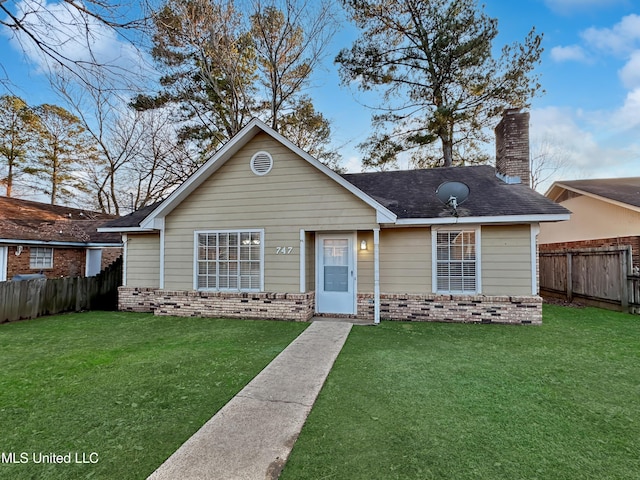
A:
<box><xmin>0</xmin><ymin>246</ymin><xmax>7</xmax><ymax>282</ymax></box>
<box><xmin>316</xmin><ymin>234</ymin><xmax>356</xmax><ymax>315</ymax></box>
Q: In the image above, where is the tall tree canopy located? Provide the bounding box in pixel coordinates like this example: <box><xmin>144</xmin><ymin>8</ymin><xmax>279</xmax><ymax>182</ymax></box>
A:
<box><xmin>135</xmin><ymin>0</ymin><xmax>340</xmax><ymax>166</ymax></box>
<box><xmin>134</xmin><ymin>0</ymin><xmax>258</xmax><ymax>154</ymax></box>
<box><xmin>336</xmin><ymin>0</ymin><xmax>543</xmax><ymax>169</ymax></box>
<box><xmin>0</xmin><ymin>95</ymin><xmax>38</xmax><ymax>196</ymax></box>
<box><xmin>24</xmin><ymin>104</ymin><xmax>99</xmax><ymax>205</ymax></box>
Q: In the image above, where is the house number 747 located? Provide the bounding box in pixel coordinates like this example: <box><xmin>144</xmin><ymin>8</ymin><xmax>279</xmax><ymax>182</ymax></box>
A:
<box><xmin>275</xmin><ymin>247</ymin><xmax>294</xmax><ymax>255</ymax></box>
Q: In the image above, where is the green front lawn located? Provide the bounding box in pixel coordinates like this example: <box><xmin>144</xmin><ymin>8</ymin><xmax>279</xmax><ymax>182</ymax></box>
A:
<box><xmin>0</xmin><ymin>312</ymin><xmax>307</xmax><ymax>480</ymax></box>
<box><xmin>281</xmin><ymin>305</ymin><xmax>640</xmax><ymax>480</ymax></box>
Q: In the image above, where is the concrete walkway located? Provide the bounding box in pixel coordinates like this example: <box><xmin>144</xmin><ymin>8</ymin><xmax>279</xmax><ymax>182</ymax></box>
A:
<box><xmin>147</xmin><ymin>321</ymin><xmax>353</xmax><ymax>480</ymax></box>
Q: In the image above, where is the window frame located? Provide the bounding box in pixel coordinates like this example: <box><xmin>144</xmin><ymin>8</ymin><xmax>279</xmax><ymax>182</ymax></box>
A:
<box><xmin>30</xmin><ymin>247</ymin><xmax>54</xmax><ymax>270</ymax></box>
<box><xmin>431</xmin><ymin>226</ymin><xmax>481</xmax><ymax>294</ymax></box>
<box><xmin>193</xmin><ymin>229</ymin><xmax>265</xmax><ymax>292</ymax></box>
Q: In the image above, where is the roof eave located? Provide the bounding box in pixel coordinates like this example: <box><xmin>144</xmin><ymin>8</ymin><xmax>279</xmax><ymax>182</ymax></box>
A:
<box><xmin>0</xmin><ymin>238</ymin><xmax>122</xmax><ymax>247</ymax></box>
<box><xmin>394</xmin><ymin>213</ymin><xmax>571</xmax><ymax>226</ymax></box>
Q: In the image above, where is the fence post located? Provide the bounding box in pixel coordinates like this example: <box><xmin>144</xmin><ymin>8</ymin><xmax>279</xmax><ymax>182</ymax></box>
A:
<box><xmin>621</xmin><ymin>247</ymin><xmax>631</xmax><ymax>313</ymax></box>
<box><xmin>566</xmin><ymin>252</ymin><xmax>573</xmax><ymax>302</ymax></box>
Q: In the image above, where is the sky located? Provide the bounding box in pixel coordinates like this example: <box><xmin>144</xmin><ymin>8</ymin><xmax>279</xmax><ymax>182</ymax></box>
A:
<box><xmin>1</xmin><ymin>0</ymin><xmax>640</xmax><ymax>194</ymax></box>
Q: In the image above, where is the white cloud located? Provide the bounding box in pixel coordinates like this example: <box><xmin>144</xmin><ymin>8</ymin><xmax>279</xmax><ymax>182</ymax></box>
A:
<box><xmin>619</xmin><ymin>51</ymin><xmax>640</xmax><ymax>89</ymax></box>
<box><xmin>613</xmin><ymin>88</ymin><xmax>640</xmax><ymax>129</ymax></box>
<box><xmin>343</xmin><ymin>155</ymin><xmax>363</xmax><ymax>173</ymax></box>
<box><xmin>581</xmin><ymin>14</ymin><xmax>640</xmax><ymax>55</ymax></box>
<box><xmin>550</xmin><ymin>45</ymin><xmax>590</xmax><ymax>63</ymax></box>
<box><xmin>5</xmin><ymin>0</ymin><xmax>148</xmax><ymax>85</ymax></box>
<box><xmin>530</xmin><ymin>107</ymin><xmax>640</xmax><ymax>185</ymax></box>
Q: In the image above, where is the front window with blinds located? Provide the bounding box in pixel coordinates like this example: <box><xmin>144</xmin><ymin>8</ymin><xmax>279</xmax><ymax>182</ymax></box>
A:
<box><xmin>436</xmin><ymin>230</ymin><xmax>477</xmax><ymax>293</ymax></box>
<box><xmin>196</xmin><ymin>231</ymin><xmax>262</xmax><ymax>291</ymax></box>
<box><xmin>30</xmin><ymin>247</ymin><xmax>53</xmax><ymax>269</ymax></box>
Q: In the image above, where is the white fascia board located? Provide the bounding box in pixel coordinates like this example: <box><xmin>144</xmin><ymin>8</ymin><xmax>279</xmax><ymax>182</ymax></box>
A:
<box><xmin>139</xmin><ymin>118</ymin><xmax>397</xmax><ymax>229</ymax></box>
<box><xmin>97</xmin><ymin>226</ymin><xmax>156</xmax><ymax>233</ymax></box>
<box><xmin>395</xmin><ymin>213</ymin><xmax>571</xmax><ymax>226</ymax></box>
<box><xmin>376</xmin><ymin>209</ymin><xmax>397</xmax><ymax>224</ymax></box>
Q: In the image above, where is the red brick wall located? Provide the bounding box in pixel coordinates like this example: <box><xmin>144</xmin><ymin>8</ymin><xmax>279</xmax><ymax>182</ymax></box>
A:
<box><xmin>540</xmin><ymin>236</ymin><xmax>640</xmax><ymax>268</ymax></box>
<box><xmin>7</xmin><ymin>245</ymin><xmax>85</xmax><ymax>279</ymax></box>
<box><xmin>101</xmin><ymin>247</ymin><xmax>123</xmax><ymax>270</ymax></box>
<box><xmin>6</xmin><ymin>245</ymin><xmax>123</xmax><ymax>279</ymax></box>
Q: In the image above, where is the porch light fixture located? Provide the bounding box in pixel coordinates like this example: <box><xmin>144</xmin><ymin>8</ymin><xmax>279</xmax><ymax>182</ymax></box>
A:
<box><xmin>360</xmin><ymin>240</ymin><xmax>368</xmax><ymax>251</ymax></box>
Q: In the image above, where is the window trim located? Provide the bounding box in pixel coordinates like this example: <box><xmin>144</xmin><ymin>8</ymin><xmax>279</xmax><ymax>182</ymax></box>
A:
<box><xmin>30</xmin><ymin>247</ymin><xmax>54</xmax><ymax>270</ymax></box>
<box><xmin>193</xmin><ymin>229</ymin><xmax>265</xmax><ymax>292</ymax></box>
<box><xmin>431</xmin><ymin>226</ymin><xmax>481</xmax><ymax>294</ymax></box>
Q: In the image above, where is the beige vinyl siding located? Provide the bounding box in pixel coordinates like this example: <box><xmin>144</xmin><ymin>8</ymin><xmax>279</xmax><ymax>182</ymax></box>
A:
<box><xmin>539</xmin><ymin>194</ymin><xmax>640</xmax><ymax>244</ymax></box>
<box><xmin>481</xmin><ymin>225</ymin><xmax>532</xmax><ymax>295</ymax></box>
<box><xmin>164</xmin><ymin>132</ymin><xmax>378</xmax><ymax>291</ymax></box>
<box><xmin>378</xmin><ymin>228</ymin><xmax>431</xmax><ymax>294</ymax></box>
<box><xmin>357</xmin><ymin>231</ymin><xmax>374</xmax><ymax>292</ymax></box>
<box><xmin>126</xmin><ymin>233</ymin><xmax>160</xmax><ymax>288</ymax></box>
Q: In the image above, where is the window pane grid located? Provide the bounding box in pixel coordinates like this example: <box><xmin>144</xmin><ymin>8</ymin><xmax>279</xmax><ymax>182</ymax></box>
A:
<box><xmin>30</xmin><ymin>247</ymin><xmax>53</xmax><ymax>269</ymax></box>
<box><xmin>197</xmin><ymin>232</ymin><xmax>261</xmax><ymax>291</ymax></box>
<box><xmin>436</xmin><ymin>230</ymin><xmax>476</xmax><ymax>293</ymax></box>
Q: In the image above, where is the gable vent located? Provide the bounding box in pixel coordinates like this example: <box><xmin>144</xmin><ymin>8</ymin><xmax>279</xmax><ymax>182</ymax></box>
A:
<box><xmin>250</xmin><ymin>151</ymin><xmax>273</xmax><ymax>176</ymax></box>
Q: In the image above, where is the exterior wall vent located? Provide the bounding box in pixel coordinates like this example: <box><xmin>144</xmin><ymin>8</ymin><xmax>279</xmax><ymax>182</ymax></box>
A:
<box><xmin>250</xmin><ymin>151</ymin><xmax>273</xmax><ymax>176</ymax></box>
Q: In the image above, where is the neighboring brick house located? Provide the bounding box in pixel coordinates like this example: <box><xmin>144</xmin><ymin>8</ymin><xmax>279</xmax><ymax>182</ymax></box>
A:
<box><xmin>0</xmin><ymin>197</ymin><xmax>122</xmax><ymax>281</ymax></box>
<box><xmin>539</xmin><ymin>178</ymin><xmax>640</xmax><ymax>268</ymax></box>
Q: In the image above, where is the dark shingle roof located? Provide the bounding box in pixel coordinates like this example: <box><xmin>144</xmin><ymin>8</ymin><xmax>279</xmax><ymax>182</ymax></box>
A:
<box><xmin>0</xmin><ymin>196</ymin><xmax>121</xmax><ymax>244</ymax></box>
<box><xmin>342</xmin><ymin>165</ymin><xmax>569</xmax><ymax>219</ymax></box>
<box><xmin>557</xmin><ymin>178</ymin><xmax>640</xmax><ymax>208</ymax></box>
<box><xmin>103</xmin><ymin>166</ymin><xmax>569</xmax><ymax>229</ymax></box>
<box><xmin>99</xmin><ymin>202</ymin><xmax>162</xmax><ymax>229</ymax></box>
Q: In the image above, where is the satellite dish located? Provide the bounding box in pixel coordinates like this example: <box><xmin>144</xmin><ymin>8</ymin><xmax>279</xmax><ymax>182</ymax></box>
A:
<box><xmin>436</xmin><ymin>181</ymin><xmax>470</xmax><ymax>213</ymax></box>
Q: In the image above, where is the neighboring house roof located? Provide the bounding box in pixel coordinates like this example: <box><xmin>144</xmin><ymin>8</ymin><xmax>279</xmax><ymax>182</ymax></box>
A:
<box><xmin>0</xmin><ymin>196</ymin><xmax>121</xmax><ymax>246</ymax></box>
<box><xmin>546</xmin><ymin>178</ymin><xmax>640</xmax><ymax>211</ymax></box>
<box><xmin>99</xmin><ymin>202</ymin><xmax>162</xmax><ymax>231</ymax></box>
<box><xmin>100</xmin><ymin>118</ymin><xmax>569</xmax><ymax>231</ymax></box>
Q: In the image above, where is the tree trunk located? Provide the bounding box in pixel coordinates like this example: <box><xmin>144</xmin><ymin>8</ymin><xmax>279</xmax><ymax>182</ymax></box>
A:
<box><xmin>6</xmin><ymin>162</ymin><xmax>13</xmax><ymax>196</ymax></box>
<box><xmin>441</xmin><ymin>135</ymin><xmax>453</xmax><ymax>167</ymax></box>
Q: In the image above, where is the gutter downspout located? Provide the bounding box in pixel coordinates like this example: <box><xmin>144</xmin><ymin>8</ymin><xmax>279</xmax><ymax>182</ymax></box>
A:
<box><xmin>159</xmin><ymin>219</ymin><xmax>165</xmax><ymax>289</ymax></box>
<box><xmin>122</xmin><ymin>234</ymin><xmax>128</xmax><ymax>287</ymax></box>
<box><xmin>299</xmin><ymin>229</ymin><xmax>306</xmax><ymax>293</ymax></box>
<box><xmin>374</xmin><ymin>228</ymin><xmax>380</xmax><ymax>324</ymax></box>
<box><xmin>531</xmin><ymin>223</ymin><xmax>540</xmax><ymax>295</ymax></box>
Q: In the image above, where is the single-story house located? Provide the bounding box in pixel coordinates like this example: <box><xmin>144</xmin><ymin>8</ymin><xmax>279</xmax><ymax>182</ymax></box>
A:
<box><xmin>539</xmin><ymin>178</ymin><xmax>640</xmax><ymax>268</ymax></box>
<box><xmin>99</xmin><ymin>109</ymin><xmax>569</xmax><ymax>325</ymax></box>
<box><xmin>0</xmin><ymin>196</ymin><xmax>122</xmax><ymax>281</ymax></box>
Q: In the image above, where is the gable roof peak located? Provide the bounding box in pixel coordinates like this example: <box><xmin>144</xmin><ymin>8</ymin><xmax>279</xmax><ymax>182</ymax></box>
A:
<box><xmin>547</xmin><ymin>176</ymin><xmax>640</xmax><ymax>209</ymax></box>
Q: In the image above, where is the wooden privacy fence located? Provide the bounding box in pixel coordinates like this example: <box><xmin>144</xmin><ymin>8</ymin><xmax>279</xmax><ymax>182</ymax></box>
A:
<box><xmin>0</xmin><ymin>257</ymin><xmax>122</xmax><ymax>323</ymax></box>
<box><xmin>539</xmin><ymin>246</ymin><xmax>640</xmax><ymax>314</ymax></box>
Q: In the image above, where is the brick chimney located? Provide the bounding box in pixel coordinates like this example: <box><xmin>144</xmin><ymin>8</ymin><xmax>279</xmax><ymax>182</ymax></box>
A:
<box><xmin>495</xmin><ymin>108</ymin><xmax>530</xmax><ymax>187</ymax></box>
